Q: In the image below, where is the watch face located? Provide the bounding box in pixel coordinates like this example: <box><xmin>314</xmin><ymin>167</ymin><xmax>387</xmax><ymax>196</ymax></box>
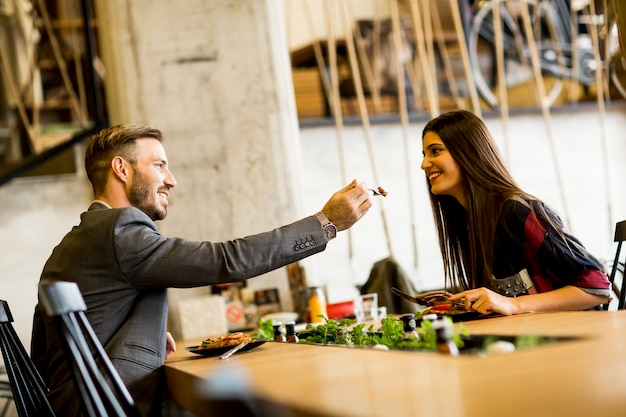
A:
<box><xmin>324</xmin><ymin>224</ymin><xmax>337</xmax><ymax>240</ymax></box>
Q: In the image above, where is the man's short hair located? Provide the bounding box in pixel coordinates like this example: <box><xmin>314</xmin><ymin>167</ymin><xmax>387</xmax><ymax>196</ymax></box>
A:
<box><xmin>85</xmin><ymin>124</ymin><xmax>163</xmax><ymax>194</ymax></box>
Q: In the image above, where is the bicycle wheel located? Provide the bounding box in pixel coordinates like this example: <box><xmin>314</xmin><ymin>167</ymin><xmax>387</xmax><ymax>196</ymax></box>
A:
<box><xmin>469</xmin><ymin>0</ymin><xmax>567</xmax><ymax>109</ymax></box>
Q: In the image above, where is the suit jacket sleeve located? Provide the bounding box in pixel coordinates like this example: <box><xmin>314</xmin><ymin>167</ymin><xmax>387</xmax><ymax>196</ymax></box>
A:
<box><xmin>112</xmin><ymin>206</ymin><xmax>328</xmax><ymax>288</ymax></box>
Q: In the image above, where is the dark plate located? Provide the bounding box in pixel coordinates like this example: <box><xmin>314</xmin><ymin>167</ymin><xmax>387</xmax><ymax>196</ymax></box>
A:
<box><xmin>185</xmin><ymin>339</ymin><xmax>267</xmax><ymax>357</ymax></box>
<box><xmin>432</xmin><ymin>311</ymin><xmax>482</xmax><ymax>322</ymax></box>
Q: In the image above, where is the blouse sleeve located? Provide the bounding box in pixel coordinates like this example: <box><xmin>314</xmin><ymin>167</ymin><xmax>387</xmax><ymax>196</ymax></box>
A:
<box><xmin>512</xmin><ymin>199</ymin><xmax>610</xmax><ymax>296</ymax></box>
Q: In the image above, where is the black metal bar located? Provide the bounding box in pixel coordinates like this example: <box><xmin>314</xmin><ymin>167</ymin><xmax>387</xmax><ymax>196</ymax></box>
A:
<box><xmin>81</xmin><ymin>0</ymin><xmax>106</xmax><ymax>125</ymax></box>
<box><xmin>0</xmin><ymin>125</ymin><xmax>104</xmax><ymax>187</ymax></box>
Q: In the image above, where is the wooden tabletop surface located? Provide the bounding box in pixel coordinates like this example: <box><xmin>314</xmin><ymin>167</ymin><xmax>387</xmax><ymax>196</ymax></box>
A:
<box><xmin>165</xmin><ymin>311</ymin><xmax>626</xmax><ymax>417</ymax></box>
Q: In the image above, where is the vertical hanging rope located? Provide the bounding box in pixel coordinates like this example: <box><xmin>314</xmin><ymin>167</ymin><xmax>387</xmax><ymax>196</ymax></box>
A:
<box><xmin>492</xmin><ymin>0</ymin><xmax>511</xmax><ymax>164</ymax></box>
<box><xmin>339</xmin><ymin>0</ymin><xmax>394</xmax><ymax>258</ymax></box>
<box><xmin>448</xmin><ymin>0</ymin><xmax>482</xmax><ymax>116</ymax></box>
<box><xmin>36</xmin><ymin>0</ymin><xmax>88</xmax><ymax>125</ymax></box>
<box><xmin>431</xmin><ymin>3</ymin><xmax>462</xmax><ymax>108</ymax></box>
<box><xmin>518</xmin><ymin>0</ymin><xmax>572</xmax><ymax>229</ymax></box>
<box><xmin>348</xmin><ymin>1</ymin><xmax>383</xmax><ymax>114</ymax></box>
<box><xmin>568</xmin><ymin>1</ymin><xmax>580</xmax><ymax>103</ymax></box>
<box><xmin>301</xmin><ymin>1</ymin><xmax>334</xmax><ymax>117</ymax></box>
<box><xmin>390</xmin><ymin>0</ymin><xmax>419</xmax><ymax>268</ymax></box>
<box><xmin>408</xmin><ymin>0</ymin><xmax>439</xmax><ymax>116</ymax></box>
<box><xmin>0</xmin><ymin>45</ymin><xmax>39</xmax><ymax>151</ymax></box>
<box><xmin>314</xmin><ymin>0</ymin><xmax>356</xmax><ymax>267</ymax></box>
<box><xmin>584</xmin><ymin>0</ymin><xmax>613</xmax><ymax>237</ymax></box>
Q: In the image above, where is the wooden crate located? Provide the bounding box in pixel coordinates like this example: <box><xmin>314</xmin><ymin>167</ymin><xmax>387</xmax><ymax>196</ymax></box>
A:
<box><xmin>292</xmin><ymin>68</ymin><xmax>326</xmax><ymax>118</ymax></box>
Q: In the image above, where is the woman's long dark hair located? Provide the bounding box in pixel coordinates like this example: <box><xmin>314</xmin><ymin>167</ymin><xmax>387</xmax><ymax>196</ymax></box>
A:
<box><xmin>422</xmin><ymin>110</ymin><xmax>525</xmax><ymax>291</ymax></box>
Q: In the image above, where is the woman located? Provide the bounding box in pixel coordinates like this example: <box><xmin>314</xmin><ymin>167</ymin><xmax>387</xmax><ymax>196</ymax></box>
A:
<box><xmin>420</xmin><ymin>110</ymin><xmax>610</xmax><ymax>315</ymax></box>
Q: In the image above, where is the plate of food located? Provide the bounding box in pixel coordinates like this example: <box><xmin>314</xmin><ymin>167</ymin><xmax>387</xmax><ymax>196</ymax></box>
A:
<box><xmin>186</xmin><ymin>332</ymin><xmax>267</xmax><ymax>357</ymax></box>
<box><xmin>391</xmin><ymin>287</ymin><xmax>488</xmax><ymax>322</ymax></box>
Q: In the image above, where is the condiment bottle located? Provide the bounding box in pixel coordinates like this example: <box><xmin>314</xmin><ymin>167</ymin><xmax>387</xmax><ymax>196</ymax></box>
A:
<box><xmin>433</xmin><ymin>318</ymin><xmax>460</xmax><ymax>356</ymax></box>
<box><xmin>272</xmin><ymin>322</ymin><xmax>286</xmax><ymax>342</ymax></box>
<box><xmin>308</xmin><ymin>286</ymin><xmax>327</xmax><ymax>323</ymax></box>
<box><xmin>400</xmin><ymin>314</ymin><xmax>419</xmax><ymax>340</ymax></box>
<box><xmin>285</xmin><ymin>321</ymin><xmax>299</xmax><ymax>343</ymax></box>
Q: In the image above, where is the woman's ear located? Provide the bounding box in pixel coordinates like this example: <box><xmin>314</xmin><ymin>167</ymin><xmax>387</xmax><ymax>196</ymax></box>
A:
<box><xmin>111</xmin><ymin>156</ymin><xmax>130</xmax><ymax>183</ymax></box>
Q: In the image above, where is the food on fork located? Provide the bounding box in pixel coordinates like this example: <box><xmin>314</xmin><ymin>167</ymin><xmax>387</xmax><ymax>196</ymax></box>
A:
<box><xmin>376</xmin><ymin>186</ymin><xmax>388</xmax><ymax>197</ymax></box>
<box><xmin>369</xmin><ymin>186</ymin><xmax>388</xmax><ymax>197</ymax></box>
<box><xmin>200</xmin><ymin>332</ymin><xmax>252</xmax><ymax>349</ymax></box>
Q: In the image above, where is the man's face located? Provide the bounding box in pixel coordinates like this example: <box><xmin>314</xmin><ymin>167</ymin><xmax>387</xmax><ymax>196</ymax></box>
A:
<box><xmin>127</xmin><ymin>138</ymin><xmax>177</xmax><ymax>220</ymax></box>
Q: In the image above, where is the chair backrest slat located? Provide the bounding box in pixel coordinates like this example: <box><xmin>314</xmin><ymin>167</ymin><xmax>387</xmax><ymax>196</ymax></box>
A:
<box><xmin>607</xmin><ymin>221</ymin><xmax>626</xmax><ymax>310</ymax></box>
<box><xmin>38</xmin><ymin>280</ymin><xmax>141</xmax><ymax>417</ymax></box>
<box><xmin>0</xmin><ymin>300</ymin><xmax>56</xmax><ymax>417</ymax></box>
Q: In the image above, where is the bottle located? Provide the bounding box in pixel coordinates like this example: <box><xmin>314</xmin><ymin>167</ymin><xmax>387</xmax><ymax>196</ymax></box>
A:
<box><xmin>307</xmin><ymin>286</ymin><xmax>327</xmax><ymax>323</ymax></box>
<box><xmin>433</xmin><ymin>318</ymin><xmax>460</xmax><ymax>356</ymax></box>
<box><xmin>285</xmin><ymin>321</ymin><xmax>299</xmax><ymax>343</ymax></box>
<box><xmin>272</xmin><ymin>322</ymin><xmax>286</xmax><ymax>342</ymax></box>
<box><xmin>400</xmin><ymin>314</ymin><xmax>419</xmax><ymax>340</ymax></box>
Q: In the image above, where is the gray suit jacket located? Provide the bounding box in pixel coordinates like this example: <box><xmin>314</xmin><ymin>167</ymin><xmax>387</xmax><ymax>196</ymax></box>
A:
<box><xmin>31</xmin><ymin>202</ymin><xmax>327</xmax><ymax>416</ymax></box>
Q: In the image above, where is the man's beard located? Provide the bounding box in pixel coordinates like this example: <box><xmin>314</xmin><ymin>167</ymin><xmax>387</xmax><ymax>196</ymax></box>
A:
<box><xmin>129</xmin><ymin>169</ymin><xmax>167</xmax><ymax>221</ymax></box>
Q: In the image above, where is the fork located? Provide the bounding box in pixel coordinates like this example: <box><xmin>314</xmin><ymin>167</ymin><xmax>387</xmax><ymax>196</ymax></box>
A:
<box><xmin>219</xmin><ymin>340</ymin><xmax>249</xmax><ymax>360</ymax></box>
<box><xmin>369</xmin><ymin>188</ymin><xmax>387</xmax><ymax>197</ymax></box>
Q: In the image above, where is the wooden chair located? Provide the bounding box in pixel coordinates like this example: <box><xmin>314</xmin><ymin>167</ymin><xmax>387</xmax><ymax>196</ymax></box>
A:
<box><xmin>0</xmin><ymin>300</ymin><xmax>56</xmax><ymax>417</ymax></box>
<box><xmin>37</xmin><ymin>280</ymin><xmax>141</xmax><ymax>417</ymax></box>
<box><xmin>606</xmin><ymin>220</ymin><xmax>626</xmax><ymax>310</ymax></box>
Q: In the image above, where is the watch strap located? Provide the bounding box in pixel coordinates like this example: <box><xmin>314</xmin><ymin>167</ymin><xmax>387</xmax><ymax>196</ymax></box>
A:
<box><xmin>315</xmin><ymin>211</ymin><xmax>337</xmax><ymax>241</ymax></box>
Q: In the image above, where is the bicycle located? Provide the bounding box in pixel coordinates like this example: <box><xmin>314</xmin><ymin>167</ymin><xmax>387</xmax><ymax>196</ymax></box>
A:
<box><xmin>468</xmin><ymin>0</ymin><xmax>626</xmax><ymax>109</ymax></box>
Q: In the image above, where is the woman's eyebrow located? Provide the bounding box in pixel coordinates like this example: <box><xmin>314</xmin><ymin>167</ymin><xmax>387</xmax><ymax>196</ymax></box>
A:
<box><xmin>424</xmin><ymin>142</ymin><xmax>443</xmax><ymax>150</ymax></box>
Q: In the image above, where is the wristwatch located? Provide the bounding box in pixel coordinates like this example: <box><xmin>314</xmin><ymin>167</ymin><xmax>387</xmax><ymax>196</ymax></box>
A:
<box><xmin>315</xmin><ymin>211</ymin><xmax>337</xmax><ymax>241</ymax></box>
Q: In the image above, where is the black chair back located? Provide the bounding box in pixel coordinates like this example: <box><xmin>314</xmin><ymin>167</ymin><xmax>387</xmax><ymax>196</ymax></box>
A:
<box><xmin>37</xmin><ymin>280</ymin><xmax>141</xmax><ymax>417</ymax></box>
<box><xmin>606</xmin><ymin>220</ymin><xmax>626</xmax><ymax>310</ymax></box>
<box><xmin>0</xmin><ymin>300</ymin><xmax>56</xmax><ymax>417</ymax></box>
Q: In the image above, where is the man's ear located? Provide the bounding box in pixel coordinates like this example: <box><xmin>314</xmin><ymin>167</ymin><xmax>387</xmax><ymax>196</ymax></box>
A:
<box><xmin>111</xmin><ymin>156</ymin><xmax>131</xmax><ymax>183</ymax></box>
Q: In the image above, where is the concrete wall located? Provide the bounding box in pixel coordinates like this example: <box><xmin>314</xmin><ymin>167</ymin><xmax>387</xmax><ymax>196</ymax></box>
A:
<box><xmin>1</xmin><ymin>0</ymin><xmax>307</xmax><ymax>354</ymax></box>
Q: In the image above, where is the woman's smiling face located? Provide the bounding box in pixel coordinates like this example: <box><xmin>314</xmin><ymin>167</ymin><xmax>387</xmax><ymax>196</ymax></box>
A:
<box><xmin>421</xmin><ymin>131</ymin><xmax>466</xmax><ymax>207</ymax></box>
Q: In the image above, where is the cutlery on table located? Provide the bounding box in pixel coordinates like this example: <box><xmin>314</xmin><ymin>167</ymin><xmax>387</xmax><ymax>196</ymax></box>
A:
<box><xmin>219</xmin><ymin>339</ymin><xmax>249</xmax><ymax>360</ymax></box>
<box><xmin>391</xmin><ymin>287</ymin><xmax>455</xmax><ymax>306</ymax></box>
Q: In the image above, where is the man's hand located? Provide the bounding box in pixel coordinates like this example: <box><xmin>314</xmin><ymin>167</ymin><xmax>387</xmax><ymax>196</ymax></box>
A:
<box><xmin>166</xmin><ymin>331</ymin><xmax>176</xmax><ymax>358</ymax></box>
<box><xmin>321</xmin><ymin>179</ymin><xmax>372</xmax><ymax>231</ymax></box>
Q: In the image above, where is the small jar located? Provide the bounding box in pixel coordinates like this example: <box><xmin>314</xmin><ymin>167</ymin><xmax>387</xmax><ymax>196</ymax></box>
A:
<box><xmin>400</xmin><ymin>314</ymin><xmax>419</xmax><ymax>340</ymax></box>
<box><xmin>433</xmin><ymin>319</ymin><xmax>459</xmax><ymax>356</ymax></box>
<box><xmin>272</xmin><ymin>322</ymin><xmax>286</xmax><ymax>342</ymax></box>
<box><xmin>285</xmin><ymin>321</ymin><xmax>299</xmax><ymax>343</ymax></box>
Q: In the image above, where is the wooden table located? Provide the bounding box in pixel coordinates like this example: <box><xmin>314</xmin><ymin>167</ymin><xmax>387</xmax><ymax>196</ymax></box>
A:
<box><xmin>165</xmin><ymin>311</ymin><xmax>626</xmax><ymax>417</ymax></box>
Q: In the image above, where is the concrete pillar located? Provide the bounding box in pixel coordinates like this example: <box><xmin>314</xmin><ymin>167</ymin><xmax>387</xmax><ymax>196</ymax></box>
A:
<box><xmin>94</xmin><ymin>0</ymin><xmax>304</xmax><ymax>338</ymax></box>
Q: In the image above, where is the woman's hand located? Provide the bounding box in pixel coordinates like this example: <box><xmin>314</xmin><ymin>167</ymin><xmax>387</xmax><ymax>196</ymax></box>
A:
<box><xmin>447</xmin><ymin>287</ymin><xmax>518</xmax><ymax>316</ymax></box>
<box><xmin>166</xmin><ymin>331</ymin><xmax>177</xmax><ymax>358</ymax></box>
<box><xmin>448</xmin><ymin>285</ymin><xmax>608</xmax><ymax>315</ymax></box>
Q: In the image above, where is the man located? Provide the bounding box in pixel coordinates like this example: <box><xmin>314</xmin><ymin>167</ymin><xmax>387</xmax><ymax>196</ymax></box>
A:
<box><xmin>31</xmin><ymin>124</ymin><xmax>372</xmax><ymax>416</ymax></box>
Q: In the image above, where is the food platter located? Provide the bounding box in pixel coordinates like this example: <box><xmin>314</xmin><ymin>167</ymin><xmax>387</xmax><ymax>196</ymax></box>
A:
<box><xmin>185</xmin><ymin>339</ymin><xmax>267</xmax><ymax>357</ymax></box>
